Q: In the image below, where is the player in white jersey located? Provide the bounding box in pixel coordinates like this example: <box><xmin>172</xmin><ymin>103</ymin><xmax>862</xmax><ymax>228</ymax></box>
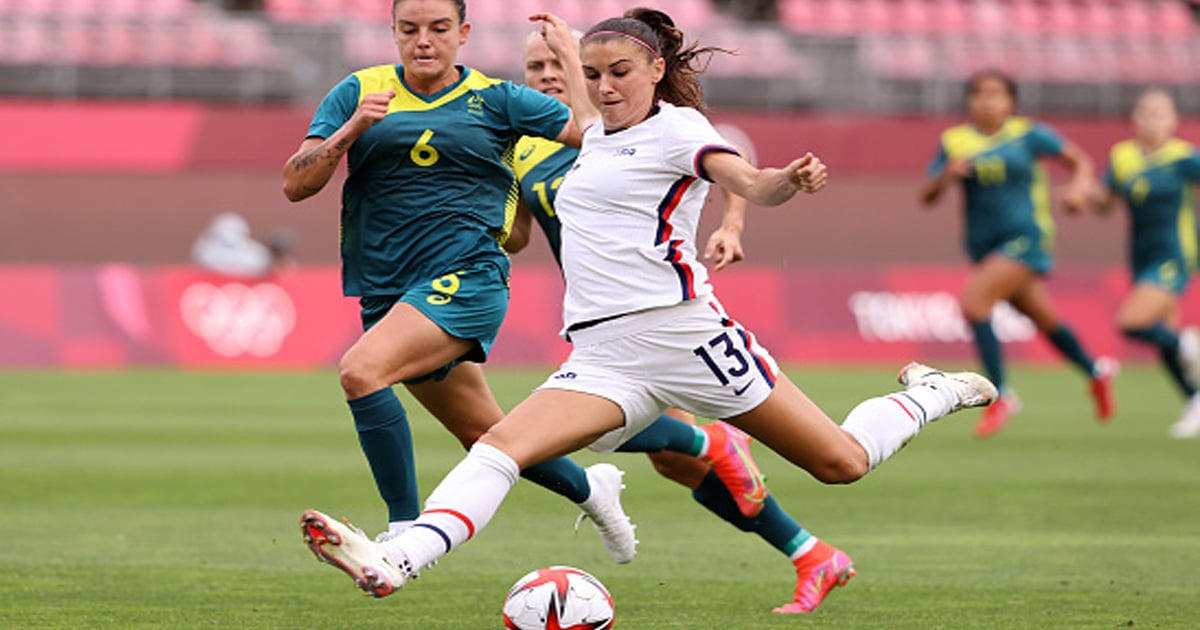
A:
<box><xmin>301</xmin><ymin>8</ymin><xmax>998</xmax><ymax>608</ymax></box>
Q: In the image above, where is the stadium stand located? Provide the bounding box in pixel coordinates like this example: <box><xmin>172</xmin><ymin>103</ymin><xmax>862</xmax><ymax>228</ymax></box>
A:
<box><xmin>0</xmin><ymin>0</ymin><xmax>1195</xmax><ymax>112</ymax></box>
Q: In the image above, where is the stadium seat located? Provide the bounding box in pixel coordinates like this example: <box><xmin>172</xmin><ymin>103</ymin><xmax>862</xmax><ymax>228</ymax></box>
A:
<box><xmin>895</xmin><ymin>0</ymin><xmax>933</xmax><ymax>33</ymax></box>
<box><xmin>95</xmin><ymin>19</ymin><xmax>147</xmax><ymax>67</ymax></box>
<box><xmin>1155</xmin><ymin>0</ymin><xmax>1199</xmax><ymax>37</ymax></box>
<box><xmin>928</xmin><ymin>0</ymin><xmax>969</xmax><ymax>34</ymax></box>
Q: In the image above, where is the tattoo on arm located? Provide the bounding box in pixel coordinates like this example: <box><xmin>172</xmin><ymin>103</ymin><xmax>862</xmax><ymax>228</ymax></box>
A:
<box><xmin>289</xmin><ymin>138</ymin><xmax>350</xmax><ymax>172</ymax></box>
<box><xmin>289</xmin><ymin>149</ymin><xmax>323</xmax><ymax>170</ymax></box>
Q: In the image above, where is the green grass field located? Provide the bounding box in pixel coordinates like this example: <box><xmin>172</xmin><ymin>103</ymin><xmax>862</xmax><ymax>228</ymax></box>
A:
<box><xmin>1</xmin><ymin>365</ymin><xmax>1197</xmax><ymax>629</ymax></box>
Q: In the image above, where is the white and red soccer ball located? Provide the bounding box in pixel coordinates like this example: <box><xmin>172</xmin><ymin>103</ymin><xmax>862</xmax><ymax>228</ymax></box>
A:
<box><xmin>502</xmin><ymin>566</ymin><xmax>615</xmax><ymax>630</ymax></box>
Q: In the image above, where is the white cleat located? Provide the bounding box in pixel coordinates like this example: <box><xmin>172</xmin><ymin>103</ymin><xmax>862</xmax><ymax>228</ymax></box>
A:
<box><xmin>300</xmin><ymin>509</ymin><xmax>410</xmax><ymax>597</ymax></box>
<box><xmin>575</xmin><ymin>464</ymin><xmax>638</xmax><ymax>564</ymax></box>
<box><xmin>1179</xmin><ymin>327</ymin><xmax>1200</xmax><ymax>387</ymax></box>
<box><xmin>1170</xmin><ymin>394</ymin><xmax>1200</xmax><ymax>439</ymax></box>
<box><xmin>896</xmin><ymin>362</ymin><xmax>998</xmax><ymax>412</ymax></box>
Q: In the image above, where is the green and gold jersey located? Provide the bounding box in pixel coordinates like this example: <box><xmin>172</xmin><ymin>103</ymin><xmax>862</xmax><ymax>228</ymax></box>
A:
<box><xmin>307</xmin><ymin>65</ymin><xmax>570</xmax><ymax>296</ymax></box>
<box><xmin>1105</xmin><ymin>138</ymin><xmax>1200</xmax><ymax>274</ymax></box>
<box><xmin>512</xmin><ymin>135</ymin><xmax>579</xmax><ymax>265</ymax></box>
<box><xmin>927</xmin><ymin>117</ymin><xmax>1064</xmax><ymax>257</ymax></box>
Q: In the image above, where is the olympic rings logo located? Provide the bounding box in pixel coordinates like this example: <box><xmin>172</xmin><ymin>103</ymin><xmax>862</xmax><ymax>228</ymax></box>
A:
<box><xmin>180</xmin><ymin>282</ymin><xmax>297</xmax><ymax>357</ymax></box>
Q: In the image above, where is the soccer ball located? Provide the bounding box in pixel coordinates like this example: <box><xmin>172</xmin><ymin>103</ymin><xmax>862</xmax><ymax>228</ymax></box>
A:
<box><xmin>502</xmin><ymin>565</ymin><xmax>615</xmax><ymax>630</ymax></box>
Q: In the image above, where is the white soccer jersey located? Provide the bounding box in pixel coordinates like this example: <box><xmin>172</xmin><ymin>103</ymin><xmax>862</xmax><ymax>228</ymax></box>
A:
<box><xmin>555</xmin><ymin>103</ymin><xmax>739</xmax><ymax>333</ymax></box>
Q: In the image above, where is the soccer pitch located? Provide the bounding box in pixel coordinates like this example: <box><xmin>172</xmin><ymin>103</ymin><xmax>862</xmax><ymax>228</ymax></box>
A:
<box><xmin>1</xmin><ymin>365</ymin><xmax>1197</xmax><ymax>629</ymax></box>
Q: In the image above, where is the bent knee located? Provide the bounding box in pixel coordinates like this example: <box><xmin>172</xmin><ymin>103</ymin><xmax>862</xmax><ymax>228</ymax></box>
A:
<box><xmin>810</xmin><ymin>451</ymin><xmax>869</xmax><ymax>485</ymax></box>
<box><xmin>338</xmin><ymin>353</ymin><xmax>388</xmax><ymax>398</ymax></box>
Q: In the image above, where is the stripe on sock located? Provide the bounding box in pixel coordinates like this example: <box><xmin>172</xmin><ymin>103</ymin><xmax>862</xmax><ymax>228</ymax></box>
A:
<box><xmin>898</xmin><ymin>392</ymin><xmax>928</xmax><ymax>423</ymax></box>
<box><xmin>886</xmin><ymin>395</ymin><xmax>919</xmax><ymax>424</ymax></box>
<box><xmin>411</xmin><ymin>523</ymin><xmax>452</xmax><ymax>553</ymax></box>
<box><xmin>789</xmin><ymin>536</ymin><xmax>819</xmax><ymax>561</ymax></box>
<box><xmin>424</xmin><ymin>508</ymin><xmax>476</xmax><ymax>539</ymax></box>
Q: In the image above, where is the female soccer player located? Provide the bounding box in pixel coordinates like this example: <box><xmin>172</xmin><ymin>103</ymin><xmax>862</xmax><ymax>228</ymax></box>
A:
<box><xmin>1093</xmin><ymin>87</ymin><xmax>1200</xmax><ymax>438</ymax></box>
<box><xmin>283</xmin><ymin>0</ymin><xmax>647</xmax><ymax>563</ymax></box>
<box><xmin>919</xmin><ymin>69</ymin><xmax>1116</xmax><ymax>438</ymax></box>
<box><xmin>301</xmin><ymin>7</ymin><xmax>995</xmax><ymax>605</ymax></box>
<box><xmin>505</xmin><ymin>22</ymin><xmax>845</xmax><ymax>613</ymax></box>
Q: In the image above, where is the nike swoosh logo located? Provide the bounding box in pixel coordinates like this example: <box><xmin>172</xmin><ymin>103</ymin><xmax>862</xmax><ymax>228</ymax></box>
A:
<box><xmin>733</xmin><ymin>381</ymin><xmax>753</xmax><ymax>396</ymax></box>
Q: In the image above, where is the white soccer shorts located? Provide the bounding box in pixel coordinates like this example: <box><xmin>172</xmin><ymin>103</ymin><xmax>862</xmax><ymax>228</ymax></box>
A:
<box><xmin>538</xmin><ymin>297</ymin><xmax>780</xmax><ymax>452</ymax></box>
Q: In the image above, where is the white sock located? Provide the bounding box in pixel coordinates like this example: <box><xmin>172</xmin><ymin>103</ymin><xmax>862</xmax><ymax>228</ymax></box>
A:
<box><xmin>387</xmin><ymin>520</ymin><xmax>414</xmax><ymax>536</ymax></box>
<box><xmin>381</xmin><ymin>442</ymin><xmax>520</xmax><ymax>571</ymax></box>
<box><xmin>841</xmin><ymin>385</ymin><xmax>953</xmax><ymax>471</ymax></box>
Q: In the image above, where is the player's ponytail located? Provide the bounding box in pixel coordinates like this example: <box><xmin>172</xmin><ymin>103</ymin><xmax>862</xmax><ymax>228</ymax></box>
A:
<box><xmin>582</xmin><ymin>7</ymin><xmax>730</xmax><ymax>112</ymax></box>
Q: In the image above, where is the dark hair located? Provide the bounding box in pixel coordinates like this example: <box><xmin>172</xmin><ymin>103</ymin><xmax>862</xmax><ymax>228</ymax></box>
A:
<box><xmin>392</xmin><ymin>0</ymin><xmax>465</xmax><ymax>23</ymax></box>
<box><xmin>965</xmin><ymin>68</ymin><xmax>1018</xmax><ymax>103</ymax></box>
<box><xmin>583</xmin><ymin>7</ymin><xmax>730</xmax><ymax>112</ymax></box>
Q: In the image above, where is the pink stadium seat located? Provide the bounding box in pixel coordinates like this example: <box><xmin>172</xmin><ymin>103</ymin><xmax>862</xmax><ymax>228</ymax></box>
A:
<box><xmin>343</xmin><ymin>22</ymin><xmax>394</xmax><ymax>67</ymax></box>
<box><xmin>1004</xmin><ymin>0</ymin><xmax>1040</xmax><ymax>34</ymax></box>
<box><xmin>57</xmin><ymin>20</ymin><xmax>104</xmax><ymax>64</ymax></box>
<box><xmin>223</xmin><ymin>20</ymin><xmax>280</xmax><ymax>68</ymax></box>
<box><xmin>808</xmin><ymin>0</ymin><xmax>858</xmax><ymax>37</ymax></box>
<box><xmin>865</xmin><ymin>35</ymin><xmax>934</xmax><ymax>80</ymax></box>
<box><xmin>467</xmin><ymin>0</ymin><xmax>507</xmax><ymax>26</ymax></box>
<box><xmin>9</xmin><ymin>0</ymin><xmax>56</xmax><ymax>17</ymax></box>
<box><xmin>1079</xmin><ymin>0</ymin><xmax>1119</xmax><ymax>37</ymax></box>
<box><xmin>775</xmin><ymin>0</ymin><xmax>814</xmax><ymax>34</ymax></box>
<box><xmin>5</xmin><ymin>18</ymin><xmax>52</xmax><ymax>64</ymax></box>
<box><xmin>928</xmin><ymin>0</ymin><xmax>969</xmax><ymax>34</ymax></box>
<box><xmin>895</xmin><ymin>0</ymin><xmax>932</xmax><ymax>33</ymax></box>
<box><xmin>148</xmin><ymin>0</ymin><xmax>196</xmax><ymax>17</ymax></box>
<box><xmin>857</xmin><ymin>0</ymin><xmax>892</xmax><ymax>34</ymax></box>
<box><xmin>1115</xmin><ymin>0</ymin><xmax>1154</xmax><ymax>36</ymax></box>
<box><xmin>349</xmin><ymin>0</ymin><xmax>391</xmax><ymax>23</ymax></box>
<box><xmin>1044</xmin><ymin>1</ymin><xmax>1082</xmax><ymax>36</ymax></box>
<box><xmin>179</xmin><ymin>19</ymin><xmax>228</xmax><ymax>66</ymax></box>
<box><xmin>95</xmin><ymin>19</ymin><xmax>146</xmax><ymax>66</ymax></box>
<box><xmin>546</xmin><ymin>0</ymin><xmax>588</xmax><ymax>28</ymax></box>
<box><xmin>1155</xmin><ymin>0</ymin><xmax>1199</xmax><ymax>37</ymax></box>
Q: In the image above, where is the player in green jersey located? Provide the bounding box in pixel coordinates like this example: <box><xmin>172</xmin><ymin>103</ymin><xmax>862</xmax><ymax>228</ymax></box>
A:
<box><xmin>1094</xmin><ymin>87</ymin><xmax>1200</xmax><ymax>438</ymax></box>
<box><xmin>283</xmin><ymin>0</ymin><xmax>644</xmax><ymax>564</ymax></box>
<box><xmin>502</xmin><ymin>20</ymin><xmax>853</xmax><ymax>614</ymax></box>
<box><xmin>920</xmin><ymin>69</ymin><xmax>1116</xmax><ymax>438</ymax></box>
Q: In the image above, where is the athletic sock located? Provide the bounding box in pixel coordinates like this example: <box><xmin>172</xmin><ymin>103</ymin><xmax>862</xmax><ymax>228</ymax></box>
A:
<box><xmin>349</xmin><ymin>388</ymin><xmax>419</xmax><ymax>522</ymax></box>
<box><xmin>1124</xmin><ymin>324</ymin><xmax>1197</xmax><ymax>397</ymax></box>
<box><xmin>615</xmin><ymin>415</ymin><xmax>706</xmax><ymax>456</ymax></box>
<box><xmin>1047</xmin><ymin>324</ymin><xmax>1097</xmax><ymax>376</ymax></box>
<box><xmin>841</xmin><ymin>384</ymin><xmax>955</xmax><ymax>471</ymax></box>
<box><xmin>383</xmin><ymin>443</ymin><xmax>519</xmax><ymax>571</ymax></box>
<box><xmin>691</xmin><ymin>470</ymin><xmax>812</xmax><ymax>555</ymax></box>
<box><xmin>521</xmin><ymin>457</ymin><xmax>591</xmax><ymax>504</ymax></box>
<box><xmin>969</xmin><ymin>319</ymin><xmax>1006</xmax><ymax>391</ymax></box>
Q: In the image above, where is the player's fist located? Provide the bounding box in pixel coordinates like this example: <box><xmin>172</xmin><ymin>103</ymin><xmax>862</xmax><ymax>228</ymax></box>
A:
<box><xmin>789</xmin><ymin>152</ymin><xmax>827</xmax><ymax>194</ymax></box>
<box><xmin>350</xmin><ymin>90</ymin><xmax>395</xmax><ymax>132</ymax></box>
<box><xmin>530</xmin><ymin>13</ymin><xmax>577</xmax><ymax>60</ymax></box>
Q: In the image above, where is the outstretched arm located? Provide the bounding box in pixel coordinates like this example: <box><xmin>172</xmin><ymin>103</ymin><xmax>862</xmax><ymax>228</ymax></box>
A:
<box><xmin>702</xmin><ymin>151</ymin><xmax>827</xmax><ymax>207</ymax></box>
<box><xmin>282</xmin><ymin>90</ymin><xmax>394</xmax><ymax>202</ymax></box>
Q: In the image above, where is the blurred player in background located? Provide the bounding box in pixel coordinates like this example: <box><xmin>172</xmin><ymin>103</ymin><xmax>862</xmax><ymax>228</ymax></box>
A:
<box><xmin>282</xmin><ymin>0</ymin><xmax>642</xmax><ymax>565</ymax></box>
<box><xmin>920</xmin><ymin>69</ymin><xmax>1116</xmax><ymax>438</ymax></box>
<box><xmin>302</xmin><ymin>7</ymin><xmax>996</xmax><ymax>604</ymax></box>
<box><xmin>1093</xmin><ymin>87</ymin><xmax>1200</xmax><ymax>439</ymax></box>
<box><xmin>505</xmin><ymin>23</ymin><xmax>846</xmax><ymax>614</ymax></box>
